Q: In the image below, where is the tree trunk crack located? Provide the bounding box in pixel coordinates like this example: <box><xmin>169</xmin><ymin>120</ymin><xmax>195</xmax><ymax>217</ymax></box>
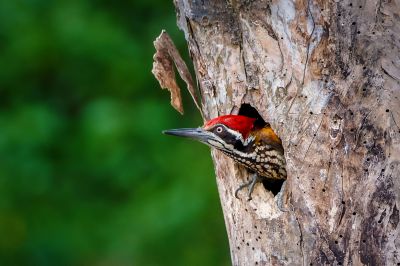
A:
<box><xmin>374</xmin><ymin>0</ymin><xmax>383</xmax><ymax>25</ymax></box>
<box><xmin>323</xmin><ymin>148</ymin><xmax>333</xmax><ymax>189</ymax></box>
<box><xmin>355</xmin><ymin>108</ymin><xmax>374</xmax><ymax>146</ymax></box>
<box><xmin>293</xmin><ymin>113</ymin><xmax>313</xmax><ymax>147</ymax></box>
<box><xmin>301</xmin><ymin>0</ymin><xmax>315</xmax><ymax>87</ymax></box>
<box><xmin>390</xmin><ymin>111</ymin><xmax>400</xmax><ymax>132</ymax></box>
<box><xmin>302</xmin><ymin>115</ymin><xmax>323</xmax><ymax>161</ymax></box>
<box><xmin>277</xmin><ymin>37</ymin><xmax>285</xmax><ymax>73</ymax></box>
<box><xmin>294</xmin><ymin>211</ymin><xmax>305</xmax><ymax>266</ymax></box>
<box><xmin>286</xmin><ymin>0</ymin><xmax>316</xmax><ymax>115</ymax></box>
<box><xmin>381</xmin><ymin>66</ymin><xmax>400</xmax><ymax>82</ymax></box>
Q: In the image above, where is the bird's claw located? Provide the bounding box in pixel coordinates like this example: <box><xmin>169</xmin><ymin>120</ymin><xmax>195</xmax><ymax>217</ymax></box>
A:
<box><xmin>235</xmin><ymin>174</ymin><xmax>260</xmax><ymax>201</ymax></box>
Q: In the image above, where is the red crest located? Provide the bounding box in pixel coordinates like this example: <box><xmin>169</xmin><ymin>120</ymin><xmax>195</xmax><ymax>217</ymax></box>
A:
<box><xmin>204</xmin><ymin>115</ymin><xmax>256</xmax><ymax>139</ymax></box>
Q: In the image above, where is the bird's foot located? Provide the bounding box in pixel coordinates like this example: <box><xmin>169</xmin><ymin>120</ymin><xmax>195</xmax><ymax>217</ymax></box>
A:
<box><xmin>235</xmin><ymin>174</ymin><xmax>261</xmax><ymax>201</ymax></box>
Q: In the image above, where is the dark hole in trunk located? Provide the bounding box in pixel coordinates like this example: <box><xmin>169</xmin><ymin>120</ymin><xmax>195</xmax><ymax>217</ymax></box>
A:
<box><xmin>238</xmin><ymin>103</ymin><xmax>285</xmax><ymax>197</ymax></box>
<box><xmin>238</xmin><ymin>103</ymin><xmax>267</xmax><ymax>129</ymax></box>
<box><xmin>261</xmin><ymin>179</ymin><xmax>285</xmax><ymax>196</ymax></box>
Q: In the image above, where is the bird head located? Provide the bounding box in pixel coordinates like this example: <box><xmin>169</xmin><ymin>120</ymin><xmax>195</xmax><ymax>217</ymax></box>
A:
<box><xmin>163</xmin><ymin>115</ymin><xmax>257</xmax><ymax>152</ymax></box>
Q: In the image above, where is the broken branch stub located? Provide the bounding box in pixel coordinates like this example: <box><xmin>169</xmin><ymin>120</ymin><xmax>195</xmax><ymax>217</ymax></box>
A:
<box><xmin>152</xmin><ymin>30</ymin><xmax>203</xmax><ymax>117</ymax></box>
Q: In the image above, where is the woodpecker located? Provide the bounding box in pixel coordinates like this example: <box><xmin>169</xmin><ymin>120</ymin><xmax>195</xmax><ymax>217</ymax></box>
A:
<box><xmin>163</xmin><ymin>115</ymin><xmax>287</xmax><ymax>200</ymax></box>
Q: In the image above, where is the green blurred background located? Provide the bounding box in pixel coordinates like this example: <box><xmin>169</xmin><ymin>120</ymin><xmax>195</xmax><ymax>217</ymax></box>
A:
<box><xmin>0</xmin><ymin>0</ymin><xmax>230</xmax><ymax>265</ymax></box>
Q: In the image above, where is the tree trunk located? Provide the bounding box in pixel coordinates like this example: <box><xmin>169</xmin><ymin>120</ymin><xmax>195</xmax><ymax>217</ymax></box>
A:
<box><xmin>173</xmin><ymin>0</ymin><xmax>400</xmax><ymax>265</ymax></box>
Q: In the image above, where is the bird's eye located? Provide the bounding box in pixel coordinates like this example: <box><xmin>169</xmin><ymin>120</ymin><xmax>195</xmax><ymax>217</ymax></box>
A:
<box><xmin>216</xmin><ymin>126</ymin><xmax>223</xmax><ymax>133</ymax></box>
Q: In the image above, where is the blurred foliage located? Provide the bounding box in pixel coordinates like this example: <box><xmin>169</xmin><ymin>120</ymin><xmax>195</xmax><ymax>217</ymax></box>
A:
<box><xmin>0</xmin><ymin>0</ymin><xmax>230</xmax><ymax>265</ymax></box>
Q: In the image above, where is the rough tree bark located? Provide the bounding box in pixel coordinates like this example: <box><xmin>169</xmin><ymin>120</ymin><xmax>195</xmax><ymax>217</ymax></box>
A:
<box><xmin>172</xmin><ymin>0</ymin><xmax>400</xmax><ymax>265</ymax></box>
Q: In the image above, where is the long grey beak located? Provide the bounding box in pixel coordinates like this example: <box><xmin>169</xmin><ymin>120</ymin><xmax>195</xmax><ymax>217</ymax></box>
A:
<box><xmin>162</xmin><ymin>128</ymin><xmax>210</xmax><ymax>143</ymax></box>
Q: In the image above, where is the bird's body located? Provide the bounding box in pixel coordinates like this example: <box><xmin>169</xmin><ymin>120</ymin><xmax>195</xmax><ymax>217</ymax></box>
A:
<box><xmin>220</xmin><ymin>126</ymin><xmax>287</xmax><ymax>180</ymax></box>
<box><xmin>163</xmin><ymin>115</ymin><xmax>286</xmax><ymax>200</ymax></box>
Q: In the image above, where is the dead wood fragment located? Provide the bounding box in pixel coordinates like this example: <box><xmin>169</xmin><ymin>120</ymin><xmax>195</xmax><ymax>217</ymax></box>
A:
<box><xmin>152</xmin><ymin>30</ymin><xmax>203</xmax><ymax>117</ymax></box>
